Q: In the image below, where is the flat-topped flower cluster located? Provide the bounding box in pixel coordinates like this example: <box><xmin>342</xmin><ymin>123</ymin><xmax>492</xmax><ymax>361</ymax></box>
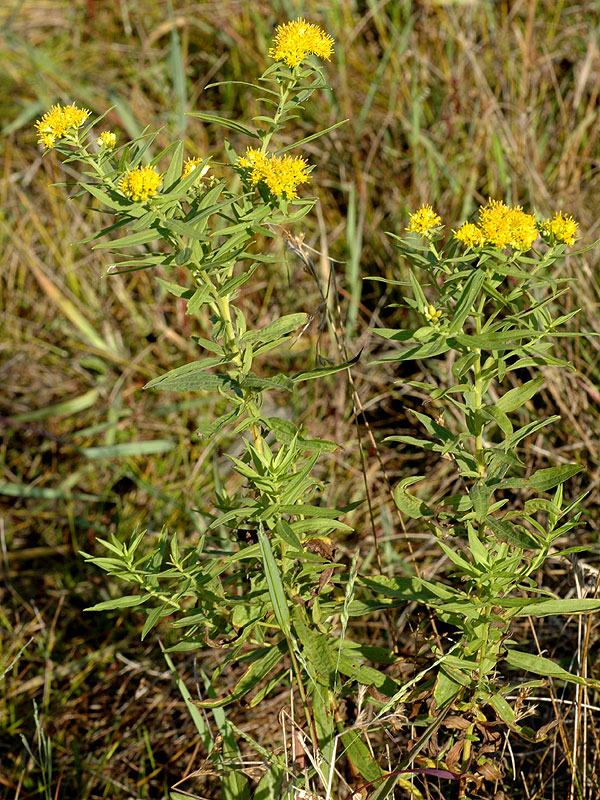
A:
<box><xmin>34</xmin><ymin>103</ymin><xmax>90</xmax><ymax>148</ymax></box>
<box><xmin>269</xmin><ymin>18</ymin><xmax>334</xmax><ymax>68</ymax></box>
<box><xmin>408</xmin><ymin>200</ymin><xmax>578</xmax><ymax>250</ymax></box>
<box><xmin>237</xmin><ymin>148</ymin><xmax>310</xmax><ymax>200</ymax></box>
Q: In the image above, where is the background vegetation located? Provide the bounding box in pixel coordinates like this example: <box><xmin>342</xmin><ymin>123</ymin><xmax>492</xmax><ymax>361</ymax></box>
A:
<box><xmin>2</xmin><ymin>1</ymin><xmax>600</xmax><ymax>798</ymax></box>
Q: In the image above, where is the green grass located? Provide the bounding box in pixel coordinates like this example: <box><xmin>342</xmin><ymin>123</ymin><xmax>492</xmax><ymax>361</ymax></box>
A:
<box><xmin>2</xmin><ymin>1</ymin><xmax>600</xmax><ymax>798</ymax></box>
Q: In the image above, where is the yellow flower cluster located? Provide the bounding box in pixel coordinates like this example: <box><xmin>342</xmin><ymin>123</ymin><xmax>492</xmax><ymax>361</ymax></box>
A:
<box><xmin>455</xmin><ymin>200</ymin><xmax>541</xmax><ymax>251</ymax></box>
<box><xmin>407</xmin><ymin>205</ymin><xmax>442</xmax><ymax>236</ymax></box>
<box><xmin>454</xmin><ymin>222</ymin><xmax>486</xmax><ymax>248</ymax></box>
<box><xmin>182</xmin><ymin>157</ymin><xmax>209</xmax><ymax>180</ymax></box>
<box><xmin>424</xmin><ymin>304</ymin><xmax>443</xmax><ymax>324</ymax></box>
<box><xmin>119</xmin><ymin>165</ymin><xmax>163</xmax><ymax>202</ymax></box>
<box><xmin>541</xmin><ymin>212</ymin><xmax>578</xmax><ymax>246</ymax></box>
<box><xmin>477</xmin><ymin>201</ymin><xmax>537</xmax><ymax>250</ymax></box>
<box><xmin>238</xmin><ymin>148</ymin><xmax>310</xmax><ymax>200</ymax></box>
<box><xmin>35</xmin><ymin>103</ymin><xmax>91</xmax><ymax>149</ymax></box>
<box><xmin>98</xmin><ymin>131</ymin><xmax>116</xmax><ymax>149</ymax></box>
<box><xmin>269</xmin><ymin>18</ymin><xmax>334</xmax><ymax>68</ymax></box>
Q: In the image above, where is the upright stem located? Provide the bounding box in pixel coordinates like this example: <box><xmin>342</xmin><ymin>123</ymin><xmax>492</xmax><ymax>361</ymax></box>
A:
<box><xmin>260</xmin><ymin>73</ymin><xmax>296</xmax><ymax>153</ymax></box>
<box><xmin>471</xmin><ymin>289</ymin><xmax>492</xmax><ymax>701</ymax></box>
<box><xmin>198</xmin><ymin>269</ymin><xmax>264</xmax><ymax>453</ymax></box>
<box><xmin>472</xmin><ymin>292</ymin><xmax>487</xmax><ymax>480</ymax></box>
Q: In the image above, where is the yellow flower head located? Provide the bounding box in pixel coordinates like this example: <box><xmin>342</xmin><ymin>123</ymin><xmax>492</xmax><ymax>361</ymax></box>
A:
<box><xmin>478</xmin><ymin>200</ymin><xmax>513</xmax><ymax>249</ymax></box>
<box><xmin>119</xmin><ymin>165</ymin><xmax>163</xmax><ymax>202</ymax></box>
<box><xmin>269</xmin><ymin>18</ymin><xmax>334</xmax><ymax>68</ymax></box>
<box><xmin>424</xmin><ymin>304</ymin><xmax>443</xmax><ymax>324</ymax></box>
<box><xmin>478</xmin><ymin>200</ymin><xmax>538</xmax><ymax>251</ymax></box>
<box><xmin>454</xmin><ymin>222</ymin><xmax>486</xmax><ymax>248</ymax></box>
<box><xmin>507</xmin><ymin>206</ymin><xmax>538</xmax><ymax>251</ymax></box>
<box><xmin>182</xmin><ymin>157</ymin><xmax>210</xmax><ymax>180</ymax></box>
<box><xmin>98</xmin><ymin>131</ymin><xmax>116</xmax><ymax>149</ymax></box>
<box><xmin>35</xmin><ymin>103</ymin><xmax>91</xmax><ymax>149</ymax></box>
<box><xmin>238</xmin><ymin>148</ymin><xmax>310</xmax><ymax>200</ymax></box>
<box><xmin>542</xmin><ymin>212</ymin><xmax>578</xmax><ymax>246</ymax></box>
<box><xmin>407</xmin><ymin>205</ymin><xmax>442</xmax><ymax>236</ymax></box>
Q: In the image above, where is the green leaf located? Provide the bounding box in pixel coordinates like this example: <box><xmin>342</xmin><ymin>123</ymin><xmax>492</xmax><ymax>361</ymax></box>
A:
<box><xmin>496</xmin><ymin>376</ymin><xmax>544</xmax><ymax>414</ymax></box>
<box><xmin>312</xmin><ymin>685</ymin><xmax>335</xmax><ymax>772</ymax></box>
<box><xmin>155</xmin><ymin>277</ymin><xmax>194</xmax><ymax>298</ymax></box>
<box><xmin>291</xmin><ymin>352</ymin><xmax>360</xmax><ymax>383</ymax></box>
<box><xmin>218</xmin><ymin>264</ymin><xmax>259</xmax><ymax>297</ymax></box>
<box><xmin>252</xmin><ymin>766</ymin><xmax>284</xmax><ymax>800</ymax></box>
<box><xmin>162</xmin><ymin>648</ymin><xmax>213</xmax><ymax>751</ymax></box>
<box><xmin>144</xmin><ymin>359</ymin><xmax>234</xmax><ymax>392</ymax></box>
<box><xmin>81</xmin><ymin>182</ymin><xmax>135</xmax><ymax>211</ymax></box>
<box><xmin>434</xmin><ymin>667</ymin><xmax>465</xmax><ymax>708</ymax></box>
<box><xmin>360</xmin><ymin>575</ymin><xmax>455</xmax><ymax>603</ymax></box>
<box><xmin>469</xmin><ymin>483</ymin><xmax>493</xmax><ymax>523</ymax></box>
<box><xmin>197</xmin><ymin>643</ymin><xmax>287</xmax><ymax>707</ymax></box>
<box><xmin>242</xmin><ymin>313</ymin><xmax>307</xmax><ymax>345</ymax></box>
<box><xmin>385</xmin><ymin>337</ymin><xmax>451</xmax><ymax>362</ymax></box>
<box><xmin>80</xmin><ymin>440</ymin><xmax>175</xmax><ymax>459</ymax></box>
<box><xmin>467</xmin><ymin>523</ymin><xmax>489</xmax><ymax>566</ymax></box>
<box><xmin>265</xmin><ymin>417</ymin><xmax>338</xmax><ymax>453</ymax></box>
<box><xmin>453</xmin><ymin>329</ymin><xmax>542</xmax><ymax>351</ymax></box>
<box><xmin>163</xmin><ymin>140</ymin><xmax>183</xmax><ymax>191</ymax></box>
<box><xmin>188</xmin><ymin>111</ymin><xmax>260</xmax><ymax>138</ymax></box>
<box><xmin>448</xmin><ymin>269</ymin><xmax>485</xmax><ymax>333</ymax></box>
<box><xmin>487</xmin><ymin>404</ymin><xmax>513</xmax><ymax>436</ymax></box>
<box><xmin>337</xmin><ymin>653</ymin><xmax>399</xmax><ymax>697</ymax></box>
<box><xmin>273</xmin><ymin>520</ymin><xmax>303</xmax><ymax>550</ymax></box>
<box><xmin>504</xmin><ymin>649</ymin><xmax>588</xmax><ymax>685</ymax></box>
<box><xmin>408</xmin><ymin>269</ymin><xmax>428</xmax><ymax>309</ymax></box>
<box><xmin>164</xmin><ymin>217</ymin><xmax>210</xmax><ymax>240</ymax></box>
<box><xmin>241</xmin><ymin>374</ymin><xmax>293</xmax><ymax>392</ymax></box>
<box><xmin>502</xmin><ymin>415</ymin><xmax>560</xmax><ymax>450</ymax></box>
<box><xmin>515</xmin><ymin>598</ymin><xmax>600</xmax><ymax>617</ymax></box>
<box><xmin>258</xmin><ymin>525</ymin><xmax>290</xmax><ymax>633</ymax></box>
<box><xmin>486</xmin><ymin>516</ymin><xmax>539</xmax><ymax>549</ymax></box>
<box><xmin>197</xmin><ymin>409</ymin><xmax>241</xmax><ymax>439</ymax></box>
<box><xmin>526</xmin><ymin>464</ymin><xmax>582</xmax><ymax>492</ymax></box>
<box><xmin>141</xmin><ymin>605</ymin><xmax>169</xmax><ymax>640</ymax></box>
<box><xmin>393</xmin><ymin>477</ymin><xmax>433</xmax><ymax>519</ymax></box>
<box><xmin>276</xmin><ymin>119</ymin><xmax>349</xmax><ymax>154</ymax></box>
<box><xmin>340</xmin><ymin>730</ymin><xmax>384</xmax><ymax>783</ymax></box>
<box><xmin>86</xmin><ymin>595</ymin><xmax>147</xmax><ymax>611</ymax></box>
<box><xmin>292</xmin><ymin>606</ymin><xmax>336</xmax><ymax>688</ymax></box>
<box><xmin>186</xmin><ymin>285</ymin><xmax>212</xmax><ymax>315</ymax></box>
<box><xmin>95</xmin><ymin>228</ymin><xmax>162</xmax><ymax>249</ymax></box>
<box><xmin>436</xmin><ymin>540</ymin><xmax>480</xmax><ymax>577</ymax></box>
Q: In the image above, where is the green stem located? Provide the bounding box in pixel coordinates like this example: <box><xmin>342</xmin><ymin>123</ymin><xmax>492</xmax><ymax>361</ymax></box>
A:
<box><xmin>286</xmin><ymin>634</ymin><xmax>320</xmax><ymax>758</ymax></box>
<box><xmin>260</xmin><ymin>72</ymin><xmax>297</xmax><ymax>153</ymax></box>
<box><xmin>473</xmin><ymin>294</ymin><xmax>487</xmax><ymax>480</ymax></box>
<box><xmin>199</xmin><ymin>269</ymin><xmax>264</xmax><ymax>454</ymax></box>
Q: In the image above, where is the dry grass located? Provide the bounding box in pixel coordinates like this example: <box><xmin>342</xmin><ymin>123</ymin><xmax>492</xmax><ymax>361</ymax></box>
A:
<box><xmin>2</xmin><ymin>0</ymin><xmax>600</xmax><ymax>797</ymax></box>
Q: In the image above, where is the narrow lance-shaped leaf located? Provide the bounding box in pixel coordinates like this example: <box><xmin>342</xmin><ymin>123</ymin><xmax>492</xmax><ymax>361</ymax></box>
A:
<box><xmin>258</xmin><ymin>524</ymin><xmax>290</xmax><ymax>633</ymax></box>
<box><xmin>188</xmin><ymin>111</ymin><xmax>260</xmax><ymax>138</ymax></box>
<box><xmin>496</xmin><ymin>376</ymin><xmax>545</xmax><ymax>414</ymax></box>
<box><xmin>448</xmin><ymin>269</ymin><xmax>485</xmax><ymax>334</ymax></box>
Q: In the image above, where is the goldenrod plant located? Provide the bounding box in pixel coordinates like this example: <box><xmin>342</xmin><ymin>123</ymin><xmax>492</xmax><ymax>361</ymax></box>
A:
<box><xmin>34</xmin><ymin>15</ymin><xmax>600</xmax><ymax>800</ymax></box>
<box><xmin>34</xmin><ymin>18</ymin><xmax>388</xmax><ymax>799</ymax></box>
<box><xmin>365</xmin><ymin>200</ymin><xmax>600</xmax><ymax>798</ymax></box>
